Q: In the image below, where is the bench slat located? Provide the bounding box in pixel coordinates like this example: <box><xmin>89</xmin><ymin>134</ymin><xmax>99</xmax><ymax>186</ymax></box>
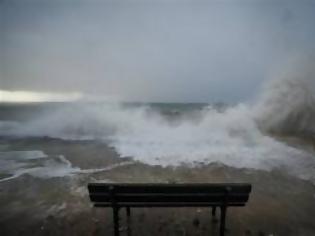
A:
<box><xmin>88</xmin><ymin>183</ymin><xmax>251</xmax><ymax>206</ymax></box>
<box><xmin>88</xmin><ymin>183</ymin><xmax>251</xmax><ymax>194</ymax></box>
<box><xmin>93</xmin><ymin>202</ymin><xmax>246</xmax><ymax>207</ymax></box>
<box><xmin>89</xmin><ymin>193</ymin><xmax>249</xmax><ymax>203</ymax></box>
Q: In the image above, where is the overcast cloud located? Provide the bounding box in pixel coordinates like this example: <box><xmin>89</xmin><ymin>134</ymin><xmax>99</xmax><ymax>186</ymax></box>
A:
<box><xmin>1</xmin><ymin>0</ymin><xmax>315</xmax><ymax>102</ymax></box>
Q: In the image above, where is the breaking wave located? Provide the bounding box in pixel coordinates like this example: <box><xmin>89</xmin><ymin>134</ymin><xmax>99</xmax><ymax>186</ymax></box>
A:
<box><xmin>255</xmin><ymin>57</ymin><xmax>315</xmax><ymax>136</ymax></box>
<box><xmin>0</xmin><ymin>58</ymin><xmax>315</xmax><ymax>180</ymax></box>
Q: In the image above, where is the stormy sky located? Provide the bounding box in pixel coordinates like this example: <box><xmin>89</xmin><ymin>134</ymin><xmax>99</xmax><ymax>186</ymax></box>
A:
<box><xmin>1</xmin><ymin>0</ymin><xmax>315</xmax><ymax>103</ymax></box>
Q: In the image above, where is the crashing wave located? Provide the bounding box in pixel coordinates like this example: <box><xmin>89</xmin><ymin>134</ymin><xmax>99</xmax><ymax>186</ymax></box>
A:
<box><xmin>0</xmin><ymin>57</ymin><xmax>315</xmax><ymax>180</ymax></box>
<box><xmin>255</xmin><ymin>58</ymin><xmax>315</xmax><ymax>136</ymax></box>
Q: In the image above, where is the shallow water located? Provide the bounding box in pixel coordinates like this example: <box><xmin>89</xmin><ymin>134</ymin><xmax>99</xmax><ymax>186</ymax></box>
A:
<box><xmin>0</xmin><ymin>137</ymin><xmax>315</xmax><ymax>236</ymax></box>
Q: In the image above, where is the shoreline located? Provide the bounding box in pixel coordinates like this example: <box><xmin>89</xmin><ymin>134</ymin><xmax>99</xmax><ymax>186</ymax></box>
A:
<box><xmin>1</xmin><ymin>138</ymin><xmax>315</xmax><ymax>235</ymax></box>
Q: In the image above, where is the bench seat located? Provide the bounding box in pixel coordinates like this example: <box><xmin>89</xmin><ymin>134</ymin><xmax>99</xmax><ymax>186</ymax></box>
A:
<box><xmin>88</xmin><ymin>183</ymin><xmax>252</xmax><ymax>236</ymax></box>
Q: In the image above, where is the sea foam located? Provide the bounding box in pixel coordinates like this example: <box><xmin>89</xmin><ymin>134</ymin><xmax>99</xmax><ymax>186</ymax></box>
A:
<box><xmin>0</xmin><ymin>58</ymin><xmax>315</xmax><ymax>181</ymax></box>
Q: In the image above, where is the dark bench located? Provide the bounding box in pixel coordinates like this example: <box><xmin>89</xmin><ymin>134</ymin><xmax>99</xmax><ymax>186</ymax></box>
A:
<box><xmin>88</xmin><ymin>183</ymin><xmax>252</xmax><ymax>236</ymax></box>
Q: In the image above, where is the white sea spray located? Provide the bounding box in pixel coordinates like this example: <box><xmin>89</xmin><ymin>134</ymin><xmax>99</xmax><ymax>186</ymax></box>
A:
<box><xmin>0</xmin><ymin>58</ymin><xmax>315</xmax><ymax>182</ymax></box>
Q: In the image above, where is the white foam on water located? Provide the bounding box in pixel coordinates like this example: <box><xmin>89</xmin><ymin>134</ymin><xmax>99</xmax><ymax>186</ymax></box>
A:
<box><xmin>0</xmin><ymin>57</ymin><xmax>315</xmax><ymax>182</ymax></box>
<box><xmin>0</xmin><ymin>150</ymin><xmax>135</xmax><ymax>182</ymax></box>
<box><xmin>76</xmin><ymin>161</ymin><xmax>135</xmax><ymax>174</ymax></box>
<box><xmin>109</xmin><ymin>104</ymin><xmax>315</xmax><ymax>184</ymax></box>
<box><xmin>0</xmin><ymin>151</ymin><xmax>77</xmax><ymax>182</ymax></box>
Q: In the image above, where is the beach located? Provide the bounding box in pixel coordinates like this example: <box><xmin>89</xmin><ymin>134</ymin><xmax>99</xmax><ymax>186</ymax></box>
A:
<box><xmin>1</xmin><ymin>137</ymin><xmax>315</xmax><ymax>236</ymax></box>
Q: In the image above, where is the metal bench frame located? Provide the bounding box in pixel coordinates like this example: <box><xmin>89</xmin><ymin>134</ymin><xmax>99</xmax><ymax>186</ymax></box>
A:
<box><xmin>88</xmin><ymin>183</ymin><xmax>252</xmax><ymax>236</ymax></box>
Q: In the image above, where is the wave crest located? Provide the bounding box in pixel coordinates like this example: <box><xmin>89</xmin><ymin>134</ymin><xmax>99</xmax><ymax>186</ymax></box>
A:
<box><xmin>255</xmin><ymin>57</ymin><xmax>315</xmax><ymax>136</ymax></box>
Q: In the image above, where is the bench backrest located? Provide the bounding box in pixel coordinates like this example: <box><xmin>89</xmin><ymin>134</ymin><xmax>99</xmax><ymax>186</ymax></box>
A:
<box><xmin>88</xmin><ymin>183</ymin><xmax>252</xmax><ymax>207</ymax></box>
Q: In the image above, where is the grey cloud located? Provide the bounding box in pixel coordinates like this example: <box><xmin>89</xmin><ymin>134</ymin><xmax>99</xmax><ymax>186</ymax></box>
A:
<box><xmin>1</xmin><ymin>0</ymin><xmax>315</xmax><ymax>102</ymax></box>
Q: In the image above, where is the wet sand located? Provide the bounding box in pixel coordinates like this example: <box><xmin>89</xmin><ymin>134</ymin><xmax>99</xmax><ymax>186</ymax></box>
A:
<box><xmin>1</xmin><ymin>138</ymin><xmax>315</xmax><ymax>236</ymax></box>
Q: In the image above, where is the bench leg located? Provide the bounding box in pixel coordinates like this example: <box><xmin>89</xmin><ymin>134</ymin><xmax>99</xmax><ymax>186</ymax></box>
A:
<box><xmin>212</xmin><ymin>207</ymin><xmax>216</xmax><ymax>217</ymax></box>
<box><xmin>126</xmin><ymin>207</ymin><xmax>131</xmax><ymax>236</ymax></box>
<box><xmin>219</xmin><ymin>206</ymin><xmax>227</xmax><ymax>236</ymax></box>
<box><xmin>113</xmin><ymin>207</ymin><xmax>120</xmax><ymax>236</ymax></box>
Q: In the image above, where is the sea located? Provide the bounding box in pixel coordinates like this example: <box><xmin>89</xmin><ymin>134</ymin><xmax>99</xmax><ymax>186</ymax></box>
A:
<box><xmin>0</xmin><ymin>98</ymin><xmax>314</xmax><ymax>183</ymax></box>
<box><xmin>1</xmin><ymin>76</ymin><xmax>315</xmax><ymax>235</ymax></box>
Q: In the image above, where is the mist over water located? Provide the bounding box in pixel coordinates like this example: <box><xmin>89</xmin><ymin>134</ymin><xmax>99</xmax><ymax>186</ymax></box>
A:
<box><xmin>255</xmin><ymin>58</ymin><xmax>315</xmax><ymax>136</ymax></box>
<box><xmin>1</xmin><ymin>65</ymin><xmax>315</xmax><ymax>182</ymax></box>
